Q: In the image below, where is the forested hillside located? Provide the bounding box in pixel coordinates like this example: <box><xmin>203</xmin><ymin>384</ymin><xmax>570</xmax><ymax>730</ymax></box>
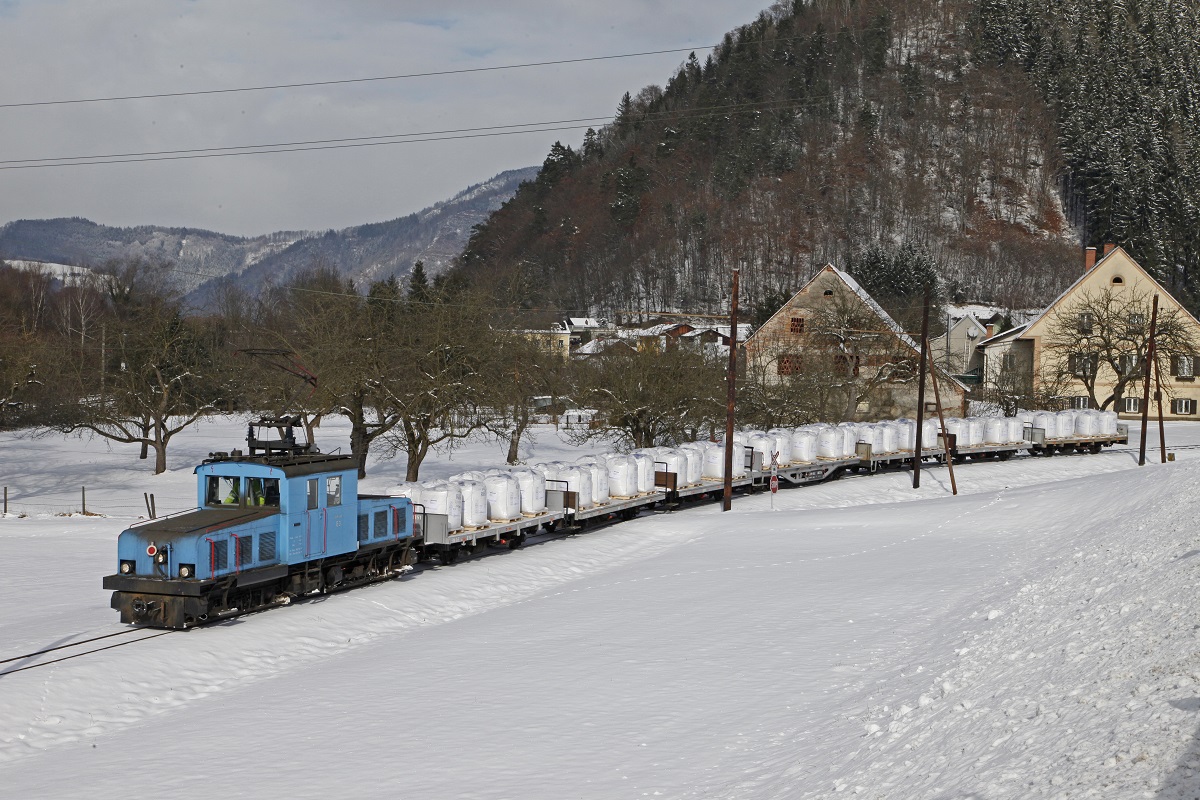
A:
<box><xmin>455</xmin><ymin>0</ymin><xmax>1200</xmax><ymax>321</ymax></box>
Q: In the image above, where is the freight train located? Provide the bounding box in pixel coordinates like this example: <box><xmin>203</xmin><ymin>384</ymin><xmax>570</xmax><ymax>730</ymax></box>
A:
<box><xmin>103</xmin><ymin>412</ymin><xmax>1128</xmax><ymax>628</ymax></box>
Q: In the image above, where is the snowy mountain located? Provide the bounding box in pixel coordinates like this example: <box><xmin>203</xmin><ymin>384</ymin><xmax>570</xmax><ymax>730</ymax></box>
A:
<box><xmin>0</xmin><ymin>165</ymin><xmax>537</xmax><ymax>304</ymax></box>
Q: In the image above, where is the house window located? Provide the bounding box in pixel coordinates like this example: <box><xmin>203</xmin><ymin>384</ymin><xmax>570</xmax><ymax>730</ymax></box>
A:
<box><xmin>777</xmin><ymin>354</ymin><xmax>802</xmax><ymax>376</ymax></box>
<box><xmin>1068</xmin><ymin>352</ymin><xmax>1097</xmax><ymax>378</ymax></box>
<box><xmin>823</xmin><ymin>289</ymin><xmax>834</xmax><ymax>297</ymax></box>
<box><xmin>1001</xmin><ymin>353</ymin><xmax>1017</xmax><ymax>371</ymax></box>
<box><xmin>1127</xmin><ymin>313</ymin><xmax>1146</xmax><ymax>328</ymax></box>
<box><xmin>1119</xmin><ymin>353</ymin><xmax>1142</xmax><ymax>376</ymax></box>
<box><xmin>1071</xmin><ymin>396</ymin><xmax>1090</xmax><ymax>410</ymax></box>
<box><xmin>835</xmin><ymin>354</ymin><xmax>860</xmax><ymax>376</ymax></box>
<box><xmin>1077</xmin><ymin>313</ymin><xmax>1094</xmax><ymax>334</ymax></box>
<box><xmin>1123</xmin><ymin>396</ymin><xmax>1141</xmax><ymax>414</ymax></box>
<box><xmin>1172</xmin><ymin>398</ymin><xmax>1196</xmax><ymax>415</ymax></box>
<box><xmin>1112</xmin><ymin>276</ymin><xmax>1124</xmax><ymax>285</ymax></box>
<box><xmin>789</xmin><ymin>316</ymin><xmax>805</xmax><ymax>334</ymax></box>
<box><xmin>1173</xmin><ymin>355</ymin><xmax>1195</xmax><ymax>379</ymax></box>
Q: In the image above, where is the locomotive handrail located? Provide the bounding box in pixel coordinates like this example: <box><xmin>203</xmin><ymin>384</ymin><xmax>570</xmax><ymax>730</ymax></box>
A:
<box><xmin>129</xmin><ymin>506</ymin><xmax>201</xmax><ymax>528</ymax></box>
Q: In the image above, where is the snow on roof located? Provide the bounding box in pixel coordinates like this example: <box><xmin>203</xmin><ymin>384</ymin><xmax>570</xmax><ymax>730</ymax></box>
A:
<box><xmin>978</xmin><ymin>322</ymin><xmax>1032</xmax><ymax>346</ymax></box>
<box><xmin>567</xmin><ymin>317</ymin><xmax>608</xmax><ymax>329</ymax></box>
<box><xmin>831</xmin><ymin>266</ymin><xmax>921</xmax><ymax>352</ymax></box>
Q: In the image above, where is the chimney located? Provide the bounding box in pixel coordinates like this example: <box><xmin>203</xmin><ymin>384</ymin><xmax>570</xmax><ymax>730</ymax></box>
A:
<box><xmin>1084</xmin><ymin>246</ymin><xmax>1098</xmax><ymax>272</ymax></box>
<box><xmin>985</xmin><ymin>323</ymin><xmax>995</xmax><ymax>338</ymax></box>
<box><xmin>1103</xmin><ymin>243</ymin><xmax>1116</xmax><ymax>256</ymax></box>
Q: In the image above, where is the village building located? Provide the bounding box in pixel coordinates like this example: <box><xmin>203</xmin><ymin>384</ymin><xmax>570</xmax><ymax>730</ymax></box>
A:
<box><xmin>514</xmin><ymin>326</ymin><xmax>572</xmax><ymax>362</ymax></box>
<box><xmin>744</xmin><ymin>265</ymin><xmax>967</xmax><ymax>420</ymax></box>
<box><xmin>928</xmin><ymin>312</ymin><xmax>988</xmax><ymax>384</ymax></box>
<box><xmin>977</xmin><ymin>245</ymin><xmax>1200</xmax><ymax>418</ymax></box>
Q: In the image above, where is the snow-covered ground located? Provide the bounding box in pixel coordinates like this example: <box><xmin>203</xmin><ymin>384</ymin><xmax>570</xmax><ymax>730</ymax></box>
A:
<box><xmin>2</xmin><ymin>417</ymin><xmax>1200</xmax><ymax>798</ymax></box>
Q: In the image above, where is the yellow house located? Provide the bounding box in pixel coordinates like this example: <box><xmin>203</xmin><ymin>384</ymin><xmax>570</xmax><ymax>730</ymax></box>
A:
<box><xmin>515</xmin><ymin>328</ymin><xmax>571</xmax><ymax>362</ymax></box>
<box><xmin>979</xmin><ymin>245</ymin><xmax>1200</xmax><ymax>418</ymax></box>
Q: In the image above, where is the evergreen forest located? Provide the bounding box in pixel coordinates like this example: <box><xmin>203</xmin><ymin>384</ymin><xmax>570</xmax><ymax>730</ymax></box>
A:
<box><xmin>453</xmin><ymin>0</ymin><xmax>1200</xmax><ymax>322</ymax></box>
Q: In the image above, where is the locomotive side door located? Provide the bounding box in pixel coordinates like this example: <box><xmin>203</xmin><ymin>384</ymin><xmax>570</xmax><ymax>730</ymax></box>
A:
<box><xmin>304</xmin><ymin>477</ymin><xmax>326</xmax><ymax>557</ymax></box>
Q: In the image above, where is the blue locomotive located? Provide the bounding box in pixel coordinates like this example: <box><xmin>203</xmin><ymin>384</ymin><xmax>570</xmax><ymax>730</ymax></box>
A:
<box><xmin>103</xmin><ymin>418</ymin><xmax>415</xmax><ymax>628</ymax></box>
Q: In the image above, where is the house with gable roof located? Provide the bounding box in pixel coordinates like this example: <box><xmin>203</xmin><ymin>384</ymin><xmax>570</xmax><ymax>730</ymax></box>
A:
<box><xmin>978</xmin><ymin>245</ymin><xmax>1200</xmax><ymax>418</ymax></box>
<box><xmin>744</xmin><ymin>264</ymin><xmax>967</xmax><ymax>420</ymax></box>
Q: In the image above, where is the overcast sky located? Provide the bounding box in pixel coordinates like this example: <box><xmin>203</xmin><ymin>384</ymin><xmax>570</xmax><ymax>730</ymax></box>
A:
<box><xmin>0</xmin><ymin>1</ymin><xmax>773</xmax><ymax>237</ymax></box>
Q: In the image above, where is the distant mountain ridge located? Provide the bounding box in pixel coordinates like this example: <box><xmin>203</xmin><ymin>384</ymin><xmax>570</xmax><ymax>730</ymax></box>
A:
<box><xmin>0</xmin><ymin>165</ymin><xmax>538</xmax><ymax>302</ymax></box>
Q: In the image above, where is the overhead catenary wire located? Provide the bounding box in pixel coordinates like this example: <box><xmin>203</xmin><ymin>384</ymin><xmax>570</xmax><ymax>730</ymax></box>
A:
<box><xmin>0</xmin><ymin>46</ymin><xmax>720</xmax><ymax>110</ymax></box>
<box><xmin>0</xmin><ymin>33</ymin><xmax>824</xmax><ymax>111</ymax></box>
<box><xmin>0</xmin><ymin>94</ymin><xmax>838</xmax><ymax>171</ymax></box>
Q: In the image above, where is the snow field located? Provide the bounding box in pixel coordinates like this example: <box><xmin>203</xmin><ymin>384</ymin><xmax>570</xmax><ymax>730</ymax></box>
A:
<box><xmin>1</xmin><ymin>417</ymin><xmax>1199</xmax><ymax>797</ymax></box>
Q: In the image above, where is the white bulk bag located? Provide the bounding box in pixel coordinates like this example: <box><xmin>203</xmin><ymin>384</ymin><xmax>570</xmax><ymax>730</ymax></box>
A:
<box><xmin>419</xmin><ymin>482</ymin><xmax>464</xmax><ymax>531</ymax></box>
<box><xmin>628</xmin><ymin>452</ymin><xmax>656</xmax><ymax>493</ymax></box>
<box><xmin>510</xmin><ymin>469</ymin><xmax>547</xmax><ymax>514</ymax></box>
<box><xmin>605</xmin><ymin>454</ymin><xmax>639</xmax><ymax>497</ymax></box>
<box><xmin>790</xmin><ymin>430</ymin><xmax>818</xmax><ymax>463</ymax></box>
<box><xmin>450</xmin><ymin>479</ymin><xmax>488</xmax><ymax>527</ymax></box>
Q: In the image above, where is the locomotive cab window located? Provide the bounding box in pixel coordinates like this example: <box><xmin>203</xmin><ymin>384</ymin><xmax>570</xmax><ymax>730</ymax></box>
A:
<box><xmin>326</xmin><ymin>475</ymin><xmax>343</xmax><ymax>507</ymax></box>
<box><xmin>307</xmin><ymin>479</ymin><xmax>319</xmax><ymax>510</ymax></box>
<box><xmin>247</xmin><ymin>477</ymin><xmax>280</xmax><ymax>507</ymax></box>
<box><xmin>206</xmin><ymin>476</ymin><xmax>241</xmax><ymax>506</ymax></box>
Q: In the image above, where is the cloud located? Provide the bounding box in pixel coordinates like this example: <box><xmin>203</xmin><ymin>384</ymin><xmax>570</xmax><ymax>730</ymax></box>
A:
<box><xmin>0</xmin><ymin>0</ymin><xmax>770</xmax><ymax>237</ymax></box>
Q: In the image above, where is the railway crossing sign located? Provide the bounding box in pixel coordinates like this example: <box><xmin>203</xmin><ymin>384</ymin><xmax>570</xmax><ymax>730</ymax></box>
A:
<box><xmin>770</xmin><ymin>451</ymin><xmax>779</xmax><ymax>506</ymax></box>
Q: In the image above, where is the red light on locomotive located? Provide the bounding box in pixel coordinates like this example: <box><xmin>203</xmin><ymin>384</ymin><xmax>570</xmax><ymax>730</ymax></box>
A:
<box><xmin>146</xmin><ymin>544</ymin><xmax>158</xmax><ymax>557</ymax></box>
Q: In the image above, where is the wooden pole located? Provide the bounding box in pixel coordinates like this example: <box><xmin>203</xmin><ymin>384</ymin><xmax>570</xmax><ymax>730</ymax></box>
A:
<box><xmin>928</xmin><ymin>357</ymin><xmax>959</xmax><ymax>495</ymax></box>
<box><xmin>1138</xmin><ymin>296</ymin><xmax>1159</xmax><ymax>466</ymax></box>
<box><xmin>913</xmin><ymin>287</ymin><xmax>931</xmax><ymax>489</ymax></box>
<box><xmin>1154</xmin><ymin>348</ymin><xmax>1167</xmax><ymax>462</ymax></box>
<box><xmin>722</xmin><ymin>268</ymin><xmax>740</xmax><ymax>512</ymax></box>
<box><xmin>81</xmin><ymin>486</ymin><xmax>87</xmax><ymax>516</ymax></box>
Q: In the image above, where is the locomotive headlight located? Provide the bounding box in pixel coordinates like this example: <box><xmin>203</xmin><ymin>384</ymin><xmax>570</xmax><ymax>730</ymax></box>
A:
<box><xmin>120</xmin><ymin>560</ymin><xmax>135</xmax><ymax>574</ymax></box>
<box><xmin>155</xmin><ymin>551</ymin><xmax>167</xmax><ymax>564</ymax></box>
<box><xmin>179</xmin><ymin>564</ymin><xmax>195</xmax><ymax>579</ymax></box>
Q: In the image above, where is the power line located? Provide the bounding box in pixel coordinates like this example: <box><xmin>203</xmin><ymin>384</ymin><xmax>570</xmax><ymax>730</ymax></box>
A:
<box><xmin>0</xmin><ymin>46</ymin><xmax>717</xmax><ymax>110</ymax></box>
<box><xmin>0</xmin><ymin>95</ymin><xmax>834</xmax><ymax>171</ymax></box>
<box><xmin>0</xmin><ymin>124</ymin><xmax>598</xmax><ymax>171</ymax></box>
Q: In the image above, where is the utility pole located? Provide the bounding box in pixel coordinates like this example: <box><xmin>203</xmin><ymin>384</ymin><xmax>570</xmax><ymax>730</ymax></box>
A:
<box><xmin>1154</xmin><ymin>346</ymin><xmax>1168</xmax><ymax>462</ymax></box>
<box><xmin>1138</xmin><ymin>295</ymin><xmax>1159</xmax><ymax>466</ymax></box>
<box><xmin>913</xmin><ymin>286</ymin><xmax>930</xmax><ymax>488</ymax></box>
<box><xmin>928</xmin><ymin>353</ymin><xmax>959</xmax><ymax>496</ymax></box>
<box><xmin>722</xmin><ymin>269</ymin><xmax>740</xmax><ymax>512</ymax></box>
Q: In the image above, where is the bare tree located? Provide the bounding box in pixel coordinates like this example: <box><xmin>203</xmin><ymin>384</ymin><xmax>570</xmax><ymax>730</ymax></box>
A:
<box><xmin>478</xmin><ymin>330</ymin><xmax>568</xmax><ymax>464</ymax></box>
<box><xmin>61</xmin><ymin>299</ymin><xmax>220</xmax><ymax>473</ymax></box>
<box><xmin>567</xmin><ymin>344</ymin><xmax>724</xmax><ymax>450</ymax></box>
